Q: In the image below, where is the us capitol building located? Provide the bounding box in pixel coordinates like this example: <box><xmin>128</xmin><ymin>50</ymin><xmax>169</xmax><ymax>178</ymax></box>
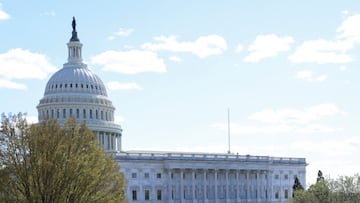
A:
<box><xmin>37</xmin><ymin>19</ymin><xmax>307</xmax><ymax>203</ymax></box>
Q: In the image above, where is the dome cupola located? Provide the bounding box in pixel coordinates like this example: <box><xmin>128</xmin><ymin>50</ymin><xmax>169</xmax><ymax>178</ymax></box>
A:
<box><xmin>37</xmin><ymin>17</ymin><xmax>122</xmax><ymax>152</ymax></box>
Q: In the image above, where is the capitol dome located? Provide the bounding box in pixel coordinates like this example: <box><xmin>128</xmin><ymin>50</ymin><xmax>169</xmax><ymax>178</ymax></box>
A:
<box><xmin>37</xmin><ymin>18</ymin><xmax>122</xmax><ymax>152</ymax></box>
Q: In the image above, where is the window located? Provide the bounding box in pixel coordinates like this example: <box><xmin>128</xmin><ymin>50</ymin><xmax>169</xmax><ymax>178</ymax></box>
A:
<box><xmin>156</xmin><ymin>173</ymin><xmax>161</xmax><ymax>179</ymax></box>
<box><xmin>57</xmin><ymin>109</ymin><xmax>60</xmax><ymax>119</ymax></box>
<box><xmin>145</xmin><ymin>190</ymin><xmax>150</xmax><ymax>200</ymax></box>
<box><xmin>275</xmin><ymin>191</ymin><xmax>279</xmax><ymax>199</ymax></box>
<box><xmin>76</xmin><ymin>109</ymin><xmax>79</xmax><ymax>119</ymax></box>
<box><xmin>284</xmin><ymin>189</ymin><xmax>289</xmax><ymax>199</ymax></box>
<box><xmin>275</xmin><ymin>174</ymin><xmax>279</xmax><ymax>179</ymax></box>
<box><xmin>63</xmin><ymin>109</ymin><xmax>66</xmax><ymax>118</ymax></box>
<box><xmin>83</xmin><ymin>109</ymin><xmax>86</xmax><ymax>119</ymax></box>
<box><xmin>101</xmin><ymin>111</ymin><xmax>103</xmax><ymax>120</ymax></box>
<box><xmin>131</xmin><ymin>173</ymin><xmax>137</xmax><ymax>178</ymax></box>
<box><xmin>171</xmin><ymin>173</ymin><xmax>174</xmax><ymax>179</ymax></box>
<box><xmin>51</xmin><ymin>110</ymin><xmax>54</xmax><ymax>118</ymax></box>
<box><xmin>96</xmin><ymin>110</ymin><xmax>98</xmax><ymax>119</ymax></box>
<box><xmin>157</xmin><ymin>190</ymin><xmax>162</xmax><ymax>200</ymax></box>
<box><xmin>69</xmin><ymin>109</ymin><xmax>73</xmax><ymax>117</ymax></box>
<box><xmin>132</xmin><ymin>190</ymin><xmax>137</xmax><ymax>200</ymax></box>
<box><xmin>285</xmin><ymin>174</ymin><xmax>289</xmax><ymax>179</ymax></box>
<box><xmin>144</xmin><ymin>173</ymin><xmax>150</xmax><ymax>178</ymax></box>
<box><xmin>90</xmin><ymin>110</ymin><xmax>93</xmax><ymax>119</ymax></box>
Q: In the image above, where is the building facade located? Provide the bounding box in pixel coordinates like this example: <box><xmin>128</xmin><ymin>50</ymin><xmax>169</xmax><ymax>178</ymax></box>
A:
<box><xmin>38</xmin><ymin>20</ymin><xmax>307</xmax><ymax>203</ymax></box>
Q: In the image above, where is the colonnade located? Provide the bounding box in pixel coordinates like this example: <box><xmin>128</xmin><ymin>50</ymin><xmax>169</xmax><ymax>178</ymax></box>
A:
<box><xmin>166</xmin><ymin>168</ymin><xmax>272</xmax><ymax>203</ymax></box>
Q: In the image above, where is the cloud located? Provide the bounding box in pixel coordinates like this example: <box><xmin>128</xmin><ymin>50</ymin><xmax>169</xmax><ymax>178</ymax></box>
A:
<box><xmin>0</xmin><ymin>4</ymin><xmax>10</xmax><ymax>20</ymax></box>
<box><xmin>0</xmin><ymin>48</ymin><xmax>57</xmax><ymax>81</ymax></box>
<box><xmin>108</xmin><ymin>27</ymin><xmax>134</xmax><ymax>40</ymax></box>
<box><xmin>339</xmin><ymin>65</ymin><xmax>348</xmax><ymax>71</ymax></box>
<box><xmin>249</xmin><ymin>103</ymin><xmax>343</xmax><ymax>124</ymax></box>
<box><xmin>0</xmin><ymin>79</ymin><xmax>26</xmax><ymax>90</ymax></box>
<box><xmin>40</xmin><ymin>10</ymin><xmax>56</xmax><ymax>17</ymax></box>
<box><xmin>289</xmin><ymin>39</ymin><xmax>353</xmax><ymax>64</ymax></box>
<box><xmin>142</xmin><ymin>35</ymin><xmax>227</xmax><ymax>58</ymax></box>
<box><xmin>169</xmin><ymin>56</ymin><xmax>182</xmax><ymax>62</ymax></box>
<box><xmin>235</xmin><ymin>44</ymin><xmax>244</xmax><ymax>53</ymax></box>
<box><xmin>114</xmin><ymin>115</ymin><xmax>125</xmax><ymax>124</ymax></box>
<box><xmin>107</xmin><ymin>81</ymin><xmax>142</xmax><ymax>90</ymax></box>
<box><xmin>91</xmin><ymin>50</ymin><xmax>166</xmax><ymax>74</ymax></box>
<box><xmin>295</xmin><ymin>70</ymin><xmax>328</xmax><ymax>82</ymax></box>
<box><xmin>211</xmin><ymin>104</ymin><xmax>344</xmax><ymax>134</ymax></box>
<box><xmin>25</xmin><ymin>115</ymin><xmax>38</xmax><ymax>124</ymax></box>
<box><xmin>337</xmin><ymin>14</ymin><xmax>360</xmax><ymax>43</ymax></box>
<box><xmin>244</xmin><ymin>34</ymin><xmax>294</xmax><ymax>62</ymax></box>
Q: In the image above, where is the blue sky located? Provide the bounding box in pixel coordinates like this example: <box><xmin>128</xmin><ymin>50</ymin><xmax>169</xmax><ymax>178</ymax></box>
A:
<box><xmin>1</xmin><ymin>1</ymin><xmax>360</xmax><ymax>186</ymax></box>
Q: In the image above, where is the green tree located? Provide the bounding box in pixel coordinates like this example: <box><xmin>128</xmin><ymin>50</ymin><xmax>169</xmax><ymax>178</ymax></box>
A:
<box><xmin>0</xmin><ymin>113</ymin><xmax>127</xmax><ymax>203</ymax></box>
<box><xmin>290</xmin><ymin>173</ymin><xmax>360</xmax><ymax>203</ymax></box>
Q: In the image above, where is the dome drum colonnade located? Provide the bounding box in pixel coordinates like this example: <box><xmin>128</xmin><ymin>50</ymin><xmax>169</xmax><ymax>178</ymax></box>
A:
<box><xmin>37</xmin><ymin>18</ymin><xmax>122</xmax><ymax>152</ymax></box>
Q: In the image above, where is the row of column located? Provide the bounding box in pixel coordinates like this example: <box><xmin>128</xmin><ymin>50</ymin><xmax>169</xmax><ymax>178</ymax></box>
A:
<box><xmin>167</xmin><ymin>168</ymin><xmax>272</xmax><ymax>202</ymax></box>
<box><xmin>96</xmin><ymin>131</ymin><xmax>121</xmax><ymax>152</ymax></box>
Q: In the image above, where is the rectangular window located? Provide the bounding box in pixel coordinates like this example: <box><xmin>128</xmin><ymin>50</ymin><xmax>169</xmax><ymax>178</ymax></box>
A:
<box><xmin>51</xmin><ymin>110</ymin><xmax>54</xmax><ymax>118</ymax></box>
<box><xmin>156</xmin><ymin>173</ymin><xmax>161</xmax><ymax>179</ymax></box>
<box><xmin>57</xmin><ymin>109</ymin><xmax>60</xmax><ymax>119</ymax></box>
<box><xmin>90</xmin><ymin>110</ymin><xmax>93</xmax><ymax>119</ymax></box>
<box><xmin>157</xmin><ymin>190</ymin><xmax>162</xmax><ymax>200</ymax></box>
<box><xmin>76</xmin><ymin>109</ymin><xmax>79</xmax><ymax>119</ymax></box>
<box><xmin>83</xmin><ymin>109</ymin><xmax>86</xmax><ymax>119</ymax></box>
<box><xmin>285</xmin><ymin>174</ymin><xmax>289</xmax><ymax>179</ymax></box>
<box><xmin>144</xmin><ymin>173</ymin><xmax>150</xmax><ymax>178</ymax></box>
<box><xmin>275</xmin><ymin>174</ymin><xmax>279</xmax><ymax>179</ymax></box>
<box><xmin>69</xmin><ymin>109</ymin><xmax>73</xmax><ymax>117</ymax></box>
<box><xmin>285</xmin><ymin>189</ymin><xmax>289</xmax><ymax>199</ymax></box>
<box><xmin>101</xmin><ymin>111</ymin><xmax>104</xmax><ymax>120</ymax></box>
<box><xmin>63</xmin><ymin>109</ymin><xmax>66</xmax><ymax>118</ymax></box>
<box><xmin>145</xmin><ymin>190</ymin><xmax>150</xmax><ymax>200</ymax></box>
<box><xmin>96</xmin><ymin>110</ymin><xmax>98</xmax><ymax>119</ymax></box>
<box><xmin>131</xmin><ymin>173</ymin><xmax>137</xmax><ymax>178</ymax></box>
<box><xmin>275</xmin><ymin>191</ymin><xmax>279</xmax><ymax>199</ymax></box>
<box><xmin>132</xmin><ymin>190</ymin><xmax>137</xmax><ymax>200</ymax></box>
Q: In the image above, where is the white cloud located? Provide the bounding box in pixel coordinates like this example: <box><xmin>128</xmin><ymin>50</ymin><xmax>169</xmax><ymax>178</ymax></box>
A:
<box><xmin>0</xmin><ymin>48</ymin><xmax>57</xmax><ymax>81</ymax></box>
<box><xmin>142</xmin><ymin>35</ymin><xmax>227</xmax><ymax>58</ymax></box>
<box><xmin>339</xmin><ymin>65</ymin><xmax>348</xmax><ymax>71</ymax></box>
<box><xmin>108</xmin><ymin>27</ymin><xmax>134</xmax><ymax>40</ymax></box>
<box><xmin>91</xmin><ymin>50</ymin><xmax>166</xmax><ymax>74</ymax></box>
<box><xmin>114</xmin><ymin>27</ymin><xmax>134</xmax><ymax>37</ymax></box>
<box><xmin>244</xmin><ymin>34</ymin><xmax>294</xmax><ymax>63</ymax></box>
<box><xmin>248</xmin><ymin>103</ymin><xmax>343</xmax><ymax>124</ymax></box>
<box><xmin>114</xmin><ymin>115</ymin><xmax>125</xmax><ymax>124</ymax></box>
<box><xmin>169</xmin><ymin>56</ymin><xmax>182</xmax><ymax>62</ymax></box>
<box><xmin>0</xmin><ymin>4</ymin><xmax>10</xmax><ymax>20</ymax></box>
<box><xmin>25</xmin><ymin>115</ymin><xmax>38</xmax><ymax>124</ymax></box>
<box><xmin>40</xmin><ymin>10</ymin><xmax>56</xmax><ymax>17</ymax></box>
<box><xmin>211</xmin><ymin>104</ymin><xmax>344</xmax><ymax>135</ymax></box>
<box><xmin>295</xmin><ymin>70</ymin><xmax>328</xmax><ymax>82</ymax></box>
<box><xmin>235</xmin><ymin>44</ymin><xmax>244</xmax><ymax>53</ymax></box>
<box><xmin>107</xmin><ymin>81</ymin><xmax>142</xmax><ymax>90</ymax></box>
<box><xmin>289</xmin><ymin>39</ymin><xmax>353</xmax><ymax>64</ymax></box>
<box><xmin>337</xmin><ymin>14</ymin><xmax>360</xmax><ymax>42</ymax></box>
<box><xmin>0</xmin><ymin>79</ymin><xmax>26</xmax><ymax>90</ymax></box>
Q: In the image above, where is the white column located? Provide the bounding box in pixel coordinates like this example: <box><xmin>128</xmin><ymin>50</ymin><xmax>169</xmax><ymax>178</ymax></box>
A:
<box><xmin>192</xmin><ymin>170</ymin><xmax>196</xmax><ymax>201</ymax></box>
<box><xmin>203</xmin><ymin>170</ymin><xmax>207</xmax><ymax>202</ymax></box>
<box><xmin>246</xmin><ymin>170</ymin><xmax>250</xmax><ymax>202</ymax></box>
<box><xmin>180</xmin><ymin>170</ymin><xmax>184</xmax><ymax>202</ymax></box>
<box><xmin>215</xmin><ymin>170</ymin><xmax>218</xmax><ymax>202</ymax></box>
<box><xmin>226</xmin><ymin>170</ymin><xmax>229</xmax><ymax>201</ymax></box>
<box><xmin>236</xmin><ymin>170</ymin><xmax>240</xmax><ymax>202</ymax></box>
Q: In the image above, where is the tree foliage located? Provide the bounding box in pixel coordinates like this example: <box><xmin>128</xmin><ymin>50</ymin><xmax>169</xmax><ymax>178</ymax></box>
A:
<box><xmin>290</xmin><ymin>173</ymin><xmax>360</xmax><ymax>203</ymax></box>
<box><xmin>0</xmin><ymin>113</ymin><xmax>127</xmax><ymax>203</ymax></box>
